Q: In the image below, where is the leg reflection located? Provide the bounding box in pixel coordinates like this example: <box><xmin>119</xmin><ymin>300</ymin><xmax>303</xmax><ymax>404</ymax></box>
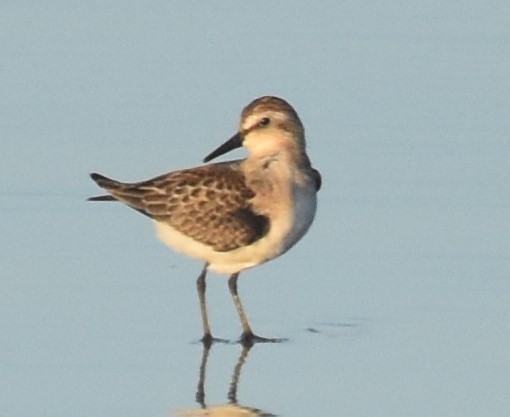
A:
<box><xmin>186</xmin><ymin>343</ymin><xmax>276</xmax><ymax>416</ymax></box>
<box><xmin>195</xmin><ymin>342</ymin><xmax>253</xmax><ymax>407</ymax></box>
<box><xmin>227</xmin><ymin>344</ymin><xmax>251</xmax><ymax>403</ymax></box>
<box><xmin>195</xmin><ymin>341</ymin><xmax>211</xmax><ymax>408</ymax></box>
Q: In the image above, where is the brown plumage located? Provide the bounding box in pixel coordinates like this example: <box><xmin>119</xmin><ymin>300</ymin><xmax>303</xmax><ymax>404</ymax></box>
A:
<box><xmin>89</xmin><ymin>164</ymin><xmax>269</xmax><ymax>252</ymax></box>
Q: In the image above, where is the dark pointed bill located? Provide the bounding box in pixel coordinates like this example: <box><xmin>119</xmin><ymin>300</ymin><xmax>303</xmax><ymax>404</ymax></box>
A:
<box><xmin>203</xmin><ymin>132</ymin><xmax>243</xmax><ymax>163</ymax></box>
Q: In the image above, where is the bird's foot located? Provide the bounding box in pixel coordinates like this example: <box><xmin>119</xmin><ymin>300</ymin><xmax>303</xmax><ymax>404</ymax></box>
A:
<box><xmin>200</xmin><ymin>333</ymin><xmax>229</xmax><ymax>348</ymax></box>
<box><xmin>239</xmin><ymin>331</ymin><xmax>288</xmax><ymax>347</ymax></box>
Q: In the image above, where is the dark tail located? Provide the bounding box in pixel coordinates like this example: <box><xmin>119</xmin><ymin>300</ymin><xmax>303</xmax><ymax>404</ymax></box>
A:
<box><xmin>88</xmin><ymin>195</ymin><xmax>116</xmax><ymax>202</ymax></box>
<box><xmin>88</xmin><ymin>173</ymin><xmax>121</xmax><ymax>202</ymax></box>
<box><xmin>88</xmin><ymin>172</ymin><xmax>151</xmax><ymax>218</ymax></box>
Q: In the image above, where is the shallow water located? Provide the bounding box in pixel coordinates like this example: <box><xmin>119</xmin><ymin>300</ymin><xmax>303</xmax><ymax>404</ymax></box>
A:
<box><xmin>1</xmin><ymin>2</ymin><xmax>509</xmax><ymax>417</ymax></box>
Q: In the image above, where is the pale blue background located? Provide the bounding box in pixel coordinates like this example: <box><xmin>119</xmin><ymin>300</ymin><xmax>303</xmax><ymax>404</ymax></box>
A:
<box><xmin>1</xmin><ymin>2</ymin><xmax>509</xmax><ymax>416</ymax></box>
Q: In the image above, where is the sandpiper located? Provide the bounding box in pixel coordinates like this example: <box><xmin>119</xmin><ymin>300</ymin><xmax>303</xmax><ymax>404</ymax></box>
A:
<box><xmin>89</xmin><ymin>96</ymin><xmax>321</xmax><ymax>345</ymax></box>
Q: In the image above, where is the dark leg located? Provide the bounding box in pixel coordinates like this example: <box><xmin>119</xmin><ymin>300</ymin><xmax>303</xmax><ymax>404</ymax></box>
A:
<box><xmin>228</xmin><ymin>273</ymin><xmax>253</xmax><ymax>337</ymax></box>
<box><xmin>197</xmin><ymin>264</ymin><xmax>228</xmax><ymax>345</ymax></box>
<box><xmin>228</xmin><ymin>273</ymin><xmax>286</xmax><ymax>345</ymax></box>
<box><xmin>197</xmin><ymin>264</ymin><xmax>212</xmax><ymax>344</ymax></box>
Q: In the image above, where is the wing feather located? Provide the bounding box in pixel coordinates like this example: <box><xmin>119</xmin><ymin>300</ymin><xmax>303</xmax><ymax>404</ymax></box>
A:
<box><xmin>89</xmin><ymin>165</ymin><xmax>269</xmax><ymax>252</ymax></box>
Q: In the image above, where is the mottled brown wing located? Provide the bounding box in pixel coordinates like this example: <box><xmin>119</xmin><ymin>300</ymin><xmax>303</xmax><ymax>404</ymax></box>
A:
<box><xmin>90</xmin><ymin>165</ymin><xmax>269</xmax><ymax>252</ymax></box>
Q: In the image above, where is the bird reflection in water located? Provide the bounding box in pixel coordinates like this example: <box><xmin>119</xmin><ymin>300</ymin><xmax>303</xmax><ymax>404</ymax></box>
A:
<box><xmin>175</xmin><ymin>343</ymin><xmax>276</xmax><ymax>417</ymax></box>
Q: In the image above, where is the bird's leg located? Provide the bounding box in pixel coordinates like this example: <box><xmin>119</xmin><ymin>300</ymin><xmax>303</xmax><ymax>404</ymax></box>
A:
<box><xmin>197</xmin><ymin>264</ymin><xmax>212</xmax><ymax>345</ymax></box>
<box><xmin>228</xmin><ymin>272</ymin><xmax>288</xmax><ymax>346</ymax></box>
<box><xmin>228</xmin><ymin>273</ymin><xmax>253</xmax><ymax>338</ymax></box>
<box><xmin>197</xmin><ymin>264</ymin><xmax>228</xmax><ymax>345</ymax></box>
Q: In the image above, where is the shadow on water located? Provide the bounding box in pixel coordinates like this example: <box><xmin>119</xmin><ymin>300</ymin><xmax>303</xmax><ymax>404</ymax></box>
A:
<box><xmin>175</xmin><ymin>343</ymin><xmax>276</xmax><ymax>417</ymax></box>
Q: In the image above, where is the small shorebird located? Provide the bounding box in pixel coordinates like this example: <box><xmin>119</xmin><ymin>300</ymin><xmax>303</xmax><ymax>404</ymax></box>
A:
<box><xmin>89</xmin><ymin>96</ymin><xmax>321</xmax><ymax>345</ymax></box>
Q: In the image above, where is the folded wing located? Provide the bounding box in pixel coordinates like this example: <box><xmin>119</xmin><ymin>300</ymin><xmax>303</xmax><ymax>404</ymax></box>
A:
<box><xmin>89</xmin><ymin>165</ymin><xmax>269</xmax><ymax>252</ymax></box>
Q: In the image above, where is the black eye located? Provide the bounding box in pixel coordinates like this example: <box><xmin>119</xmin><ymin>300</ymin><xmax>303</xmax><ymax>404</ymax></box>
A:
<box><xmin>258</xmin><ymin>117</ymin><xmax>270</xmax><ymax>127</ymax></box>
